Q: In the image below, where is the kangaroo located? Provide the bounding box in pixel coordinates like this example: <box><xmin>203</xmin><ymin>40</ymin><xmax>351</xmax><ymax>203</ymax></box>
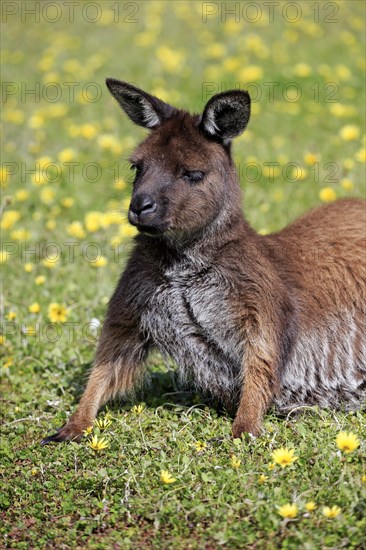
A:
<box><xmin>42</xmin><ymin>80</ymin><xmax>366</xmax><ymax>444</ymax></box>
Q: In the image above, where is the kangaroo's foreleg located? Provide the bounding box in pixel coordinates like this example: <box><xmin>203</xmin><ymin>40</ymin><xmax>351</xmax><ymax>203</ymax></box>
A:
<box><xmin>41</xmin><ymin>321</ymin><xmax>147</xmax><ymax>444</ymax></box>
<box><xmin>232</xmin><ymin>336</ymin><xmax>279</xmax><ymax>437</ymax></box>
<box><xmin>231</xmin><ymin>292</ymin><xmax>294</xmax><ymax>438</ymax></box>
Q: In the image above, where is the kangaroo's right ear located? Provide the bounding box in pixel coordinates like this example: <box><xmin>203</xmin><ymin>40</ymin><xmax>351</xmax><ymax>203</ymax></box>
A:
<box><xmin>106</xmin><ymin>79</ymin><xmax>177</xmax><ymax>129</ymax></box>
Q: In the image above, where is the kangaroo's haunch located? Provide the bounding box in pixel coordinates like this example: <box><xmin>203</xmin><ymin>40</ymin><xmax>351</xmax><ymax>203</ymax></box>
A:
<box><xmin>41</xmin><ymin>80</ymin><xmax>366</xmax><ymax>444</ymax></box>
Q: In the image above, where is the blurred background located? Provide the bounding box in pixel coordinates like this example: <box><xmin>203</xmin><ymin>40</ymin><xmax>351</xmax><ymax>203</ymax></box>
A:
<box><xmin>1</xmin><ymin>0</ymin><xmax>365</xmax><ymax>380</ymax></box>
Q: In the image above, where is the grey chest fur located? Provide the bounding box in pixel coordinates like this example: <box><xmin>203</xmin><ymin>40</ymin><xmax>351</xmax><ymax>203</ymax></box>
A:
<box><xmin>140</xmin><ymin>261</ymin><xmax>243</xmax><ymax>401</ymax></box>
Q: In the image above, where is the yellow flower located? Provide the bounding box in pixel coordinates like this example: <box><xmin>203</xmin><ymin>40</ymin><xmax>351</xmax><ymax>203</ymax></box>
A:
<box><xmin>0</xmin><ymin>166</ymin><xmax>9</xmax><ymax>186</ymax></box>
<box><xmin>42</xmin><ymin>253</ymin><xmax>60</xmax><ymax>269</ymax></box>
<box><xmin>38</xmin><ymin>55</ymin><xmax>53</xmax><ymax>71</ymax></box>
<box><xmin>322</xmin><ymin>505</ymin><xmax>341</xmax><ymax>518</ymax></box>
<box><xmin>58</xmin><ymin>148</ymin><xmax>75</xmax><ymax>163</ymax></box>
<box><xmin>160</xmin><ymin>470</ymin><xmax>176</xmax><ymax>484</ymax></box>
<box><xmin>80</xmin><ymin>123</ymin><xmax>98</xmax><ymax>139</ymax></box>
<box><xmin>48</xmin><ymin>303</ymin><xmax>68</xmax><ymax>323</ymax></box>
<box><xmin>3</xmin><ymin>357</ymin><xmax>13</xmax><ymax>369</ymax></box>
<box><xmin>134</xmin><ymin>32</ymin><xmax>155</xmax><ymax>48</ymax></box>
<box><xmin>67</xmin><ymin>221</ymin><xmax>86</xmax><ymax>239</ymax></box>
<box><xmin>4</xmin><ymin>110</ymin><xmax>25</xmax><ymax>125</ymax></box>
<box><xmin>31</xmin><ymin>172</ymin><xmax>48</xmax><ymax>186</ymax></box>
<box><xmin>0</xmin><ymin>335</ymin><xmax>6</xmax><ymax>345</ymax></box>
<box><xmin>239</xmin><ymin>65</ymin><xmax>263</xmax><ymax>82</ymax></box>
<box><xmin>63</xmin><ymin>58</ymin><xmax>80</xmax><ymax>73</ymax></box>
<box><xmin>37</xmin><ymin>156</ymin><xmax>52</xmax><ymax>169</ymax></box>
<box><xmin>85</xmin><ymin>211</ymin><xmax>103</xmax><ymax>232</ymax></box>
<box><xmin>361</xmin><ymin>475</ymin><xmax>366</xmax><ymax>484</ymax></box>
<box><xmin>100</xmin><ymin>211</ymin><xmax>120</xmax><ymax>228</ymax></box>
<box><xmin>343</xmin><ymin>158</ymin><xmax>354</xmax><ymax>170</ymax></box>
<box><xmin>6</xmin><ymin>311</ymin><xmax>16</xmax><ymax>320</ymax></box>
<box><xmin>271</xmin><ymin>447</ymin><xmax>298</xmax><ymax>468</ymax></box>
<box><xmin>114</xmin><ymin>178</ymin><xmax>127</xmax><ymax>191</ymax></box>
<box><xmin>259</xmin><ymin>474</ymin><xmax>268</xmax><ymax>484</ymax></box>
<box><xmin>340</xmin><ymin>31</ymin><xmax>356</xmax><ymax>45</ymax></box>
<box><xmin>273</xmin><ymin>189</ymin><xmax>285</xmax><ymax>202</ymax></box>
<box><xmin>336</xmin><ymin>431</ymin><xmax>360</xmax><ymax>453</ymax></box>
<box><xmin>11</xmin><ymin>229</ymin><xmax>31</xmax><ymax>241</ymax></box>
<box><xmin>294</xmin><ymin>63</ymin><xmax>311</xmax><ymax>77</ymax></box>
<box><xmin>230</xmin><ymin>455</ymin><xmax>241</xmax><ymax>469</ymax></box>
<box><xmin>319</xmin><ymin>187</ymin><xmax>336</xmax><ymax>203</ymax></box>
<box><xmin>15</xmin><ymin>189</ymin><xmax>29</xmax><ymax>202</ymax></box>
<box><xmin>205</xmin><ymin>43</ymin><xmax>226</xmax><ymax>59</ymax></box>
<box><xmin>40</xmin><ymin>187</ymin><xmax>55</xmax><ymax>205</ymax></box>
<box><xmin>223</xmin><ymin>57</ymin><xmax>241</xmax><ymax>73</ymax></box>
<box><xmin>28</xmin><ymin>302</ymin><xmax>40</xmax><ymax>314</ymax></box>
<box><xmin>341</xmin><ymin>178</ymin><xmax>354</xmax><ymax>191</ymax></box>
<box><xmin>46</xmin><ymin>220</ymin><xmax>56</xmax><ymax>231</ymax></box>
<box><xmin>336</xmin><ymin>65</ymin><xmax>351</xmax><ymax>80</ymax></box>
<box><xmin>305</xmin><ymin>501</ymin><xmax>317</xmax><ymax>512</ymax></box>
<box><xmin>25</xmin><ymin>325</ymin><xmax>37</xmax><ymax>336</ymax></box>
<box><xmin>267</xmin><ymin>462</ymin><xmax>276</xmax><ymax>471</ymax></box>
<box><xmin>24</xmin><ymin>263</ymin><xmax>33</xmax><ymax>273</ymax></box>
<box><xmin>61</xmin><ymin>197</ymin><xmax>75</xmax><ymax>208</ymax></box>
<box><xmin>156</xmin><ymin>46</ymin><xmax>186</xmax><ymax>73</ymax></box>
<box><xmin>339</xmin><ymin>124</ymin><xmax>360</xmax><ymax>141</ymax></box>
<box><xmin>131</xmin><ymin>404</ymin><xmax>144</xmax><ymax>415</ymax></box>
<box><xmin>110</xmin><ymin>235</ymin><xmax>122</xmax><ymax>247</ymax></box>
<box><xmin>194</xmin><ymin>441</ymin><xmax>207</xmax><ymax>452</ymax></box>
<box><xmin>278</xmin><ymin>503</ymin><xmax>298</xmax><ymax>519</ymax></box>
<box><xmin>119</xmin><ymin>223</ymin><xmax>137</xmax><ymax>238</ymax></box>
<box><xmin>46</xmin><ymin>104</ymin><xmax>69</xmax><ymax>119</ymax></box>
<box><xmin>29</xmin><ymin>114</ymin><xmax>44</xmax><ymax>129</ymax></box>
<box><xmin>91</xmin><ymin>256</ymin><xmax>107</xmax><ymax>268</ymax></box>
<box><xmin>1</xmin><ymin>210</ymin><xmax>20</xmax><ymax>229</ymax></box>
<box><xmin>0</xmin><ymin>251</ymin><xmax>9</xmax><ymax>264</ymax></box>
<box><xmin>35</xmin><ymin>275</ymin><xmax>46</xmax><ymax>285</ymax></box>
<box><xmin>83</xmin><ymin>426</ymin><xmax>93</xmax><ymax>436</ymax></box>
<box><xmin>98</xmin><ymin>134</ymin><xmax>123</xmax><ymax>154</ymax></box>
<box><xmin>42</xmin><ymin>71</ymin><xmax>60</xmax><ymax>84</ymax></box>
<box><xmin>329</xmin><ymin>104</ymin><xmax>357</xmax><ymax>118</ymax></box>
<box><xmin>355</xmin><ymin>147</ymin><xmax>366</xmax><ymax>162</ymax></box>
<box><xmin>88</xmin><ymin>435</ymin><xmax>110</xmax><ymax>452</ymax></box>
<box><xmin>94</xmin><ymin>417</ymin><xmax>112</xmax><ymax>431</ymax></box>
<box><xmin>304</xmin><ymin>152</ymin><xmax>319</xmax><ymax>165</ymax></box>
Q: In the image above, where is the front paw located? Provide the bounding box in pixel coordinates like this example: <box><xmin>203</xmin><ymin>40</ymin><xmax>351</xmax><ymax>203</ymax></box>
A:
<box><xmin>41</xmin><ymin>422</ymin><xmax>85</xmax><ymax>445</ymax></box>
<box><xmin>232</xmin><ymin>417</ymin><xmax>262</xmax><ymax>439</ymax></box>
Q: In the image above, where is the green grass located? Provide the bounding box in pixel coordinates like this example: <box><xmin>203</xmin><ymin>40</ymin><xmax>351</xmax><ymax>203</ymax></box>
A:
<box><xmin>1</xmin><ymin>1</ymin><xmax>365</xmax><ymax>548</ymax></box>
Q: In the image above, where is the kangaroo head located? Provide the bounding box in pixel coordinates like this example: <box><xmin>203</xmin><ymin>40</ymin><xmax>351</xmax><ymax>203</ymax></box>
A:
<box><xmin>106</xmin><ymin>79</ymin><xmax>251</xmax><ymax>240</ymax></box>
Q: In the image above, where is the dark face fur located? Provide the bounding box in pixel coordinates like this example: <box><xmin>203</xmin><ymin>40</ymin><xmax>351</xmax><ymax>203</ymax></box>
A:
<box><xmin>106</xmin><ymin>79</ymin><xmax>251</xmax><ymax>240</ymax></box>
<box><xmin>128</xmin><ymin>114</ymin><xmax>234</xmax><ymax>237</ymax></box>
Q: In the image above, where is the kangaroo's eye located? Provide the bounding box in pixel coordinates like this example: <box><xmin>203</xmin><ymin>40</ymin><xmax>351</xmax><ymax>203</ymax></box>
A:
<box><xmin>130</xmin><ymin>164</ymin><xmax>142</xmax><ymax>180</ymax></box>
<box><xmin>131</xmin><ymin>164</ymin><xmax>142</xmax><ymax>174</ymax></box>
<box><xmin>183</xmin><ymin>170</ymin><xmax>204</xmax><ymax>184</ymax></box>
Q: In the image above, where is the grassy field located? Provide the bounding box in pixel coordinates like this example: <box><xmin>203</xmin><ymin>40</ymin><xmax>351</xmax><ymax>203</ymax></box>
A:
<box><xmin>1</xmin><ymin>1</ymin><xmax>366</xmax><ymax>548</ymax></box>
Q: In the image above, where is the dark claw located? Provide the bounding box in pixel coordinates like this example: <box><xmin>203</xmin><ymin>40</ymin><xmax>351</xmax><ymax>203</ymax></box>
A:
<box><xmin>41</xmin><ymin>429</ymin><xmax>65</xmax><ymax>445</ymax></box>
<box><xmin>41</xmin><ymin>425</ymin><xmax>83</xmax><ymax>445</ymax></box>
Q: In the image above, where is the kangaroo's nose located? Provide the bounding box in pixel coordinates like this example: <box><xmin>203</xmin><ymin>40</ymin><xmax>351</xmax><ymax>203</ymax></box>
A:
<box><xmin>130</xmin><ymin>194</ymin><xmax>157</xmax><ymax>216</ymax></box>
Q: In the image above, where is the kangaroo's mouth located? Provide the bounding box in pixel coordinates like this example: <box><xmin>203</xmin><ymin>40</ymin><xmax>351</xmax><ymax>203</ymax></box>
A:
<box><xmin>137</xmin><ymin>224</ymin><xmax>168</xmax><ymax>236</ymax></box>
<box><xmin>128</xmin><ymin>208</ymin><xmax>171</xmax><ymax>236</ymax></box>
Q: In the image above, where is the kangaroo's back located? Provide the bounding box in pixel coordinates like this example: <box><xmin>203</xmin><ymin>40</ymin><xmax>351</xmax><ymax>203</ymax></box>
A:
<box><xmin>265</xmin><ymin>198</ymin><xmax>366</xmax><ymax>316</ymax></box>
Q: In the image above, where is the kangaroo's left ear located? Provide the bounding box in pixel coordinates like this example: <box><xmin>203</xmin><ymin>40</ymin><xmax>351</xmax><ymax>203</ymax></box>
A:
<box><xmin>106</xmin><ymin>78</ymin><xmax>177</xmax><ymax>129</ymax></box>
<box><xmin>200</xmin><ymin>90</ymin><xmax>251</xmax><ymax>142</ymax></box>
